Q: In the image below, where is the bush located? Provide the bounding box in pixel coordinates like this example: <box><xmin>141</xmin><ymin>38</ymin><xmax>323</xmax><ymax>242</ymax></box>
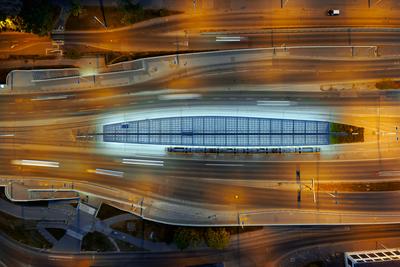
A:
<box><xmin>173</xmin><ymin>228</ymin><xmax>202</xmax><ymax>250</ymax></box>
<box><xmin>64</xmin><ymin>48</ymin><xmax>82</xmax><ymax>59</ymax></box>
<box><xmin>205</xmin><ymin>228</ymin><xmax>230</xmax><ymax>250</ymax></box>
<box><xmin>70</xmin><ymin>0</ymin><xmax>83</xmax><ymax>17</ymax></box>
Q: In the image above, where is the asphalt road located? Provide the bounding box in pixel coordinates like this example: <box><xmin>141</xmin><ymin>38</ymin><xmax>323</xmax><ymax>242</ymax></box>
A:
<box><xmin>0</xmin><ymin>77</ymin><xmax>399</xmax><ymax>220</ymax></box>
<box><xmin>2</xmin><ymin>224</ymin><xmax>400</xmax><ymax>267</ymax></box>
<box><xmin>51</xmin><ymin>10</ymin><xmax>400</xmax><ymax>52</ymax></box>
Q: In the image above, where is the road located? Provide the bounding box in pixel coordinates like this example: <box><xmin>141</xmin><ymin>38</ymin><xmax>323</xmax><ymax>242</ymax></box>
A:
<box><xmin>5</xmin><ymin>4</ymin><xmax>400</xmax><ymax>55</ymax></box>
<box><xmin>2</xmin><ymin>224</ymin><xmax>400</xmax><ymax>266</ymax></box>
<box><xmin>52</xmin><ymin>9</ymin><xmax>400</xmax><ymax>52</ymax></box>
<box><xmin>0</xmin><ymin>70</ymin><xmax>399</xmax><ymax>224</ymax></box>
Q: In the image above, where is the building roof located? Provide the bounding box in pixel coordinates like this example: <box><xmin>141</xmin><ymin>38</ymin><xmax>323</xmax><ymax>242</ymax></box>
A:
<box><xmin>346</xmin><ymin>248</ymin><xmax>400</xmax><ymax>266</ymax></box>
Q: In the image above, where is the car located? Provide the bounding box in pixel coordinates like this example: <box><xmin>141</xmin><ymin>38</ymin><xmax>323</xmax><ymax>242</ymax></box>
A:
<box><xmin>327</xmin><ymin>9</ymin><xmax>340</xmax><ymax>16</ymax></box>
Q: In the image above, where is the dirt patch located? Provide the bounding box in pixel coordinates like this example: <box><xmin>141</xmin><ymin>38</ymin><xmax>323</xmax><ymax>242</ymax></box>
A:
<box><xmin>96</xmin><ymin>203</ymin><xmax>127</xmax><ymax>220</ymax></box>
<box><xmin>81</xmin><ymin>231</ymin><xmax>116</xmax><ymax>252</ymax></box>
<box><xmin>0</xmin><ymin>211</ymin><xmax>52</xmax><ymax>249</ymax></box>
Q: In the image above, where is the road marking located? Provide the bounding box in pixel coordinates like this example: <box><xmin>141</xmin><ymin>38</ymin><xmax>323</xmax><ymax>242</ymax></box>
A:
<box><xmin>122</xmin><ymin>158</ymin><xmax>164</xmax><ymax>167</ymax></box>
<box><xmin>0</xmin><ymin>260</ymin><xmax>7</xmax><ymax>267</ymax></box>
<box><xmin>11</xmin><ymin>160</ymin><xmax>59</xmax><ymax>168</ymax></box>
<box><xmin>205</xmin><ymin>163</ymin><xmax>244</xmax><ymax>167</ymax></box>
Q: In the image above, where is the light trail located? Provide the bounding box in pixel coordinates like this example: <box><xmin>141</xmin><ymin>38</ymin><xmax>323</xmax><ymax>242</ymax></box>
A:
<box><xmin>0</xmin><ymin>134</ymin><xmax>14</xmax><ymax>137</ymax></box>
<box><xmin>257</xmin><ymin>101</ymin><xmax>293</xmax><ymax>106</ymax></box>
<box><xmin>31</xmin><ymin>94</ymin><xmax>73</xmax><ymax>101</ymax></box>
<box><xmin>378</xmin><ymin>171</ymin><xmax>400</xmax><ymax>177</ymax></box>
<box><xmin>205</xmin><ymin>163</ymin><xmax>244</xmax><ymax>167</ymax></box>
<box><xmin>216</xmin><ymin>36</ymin><xmax>242</xmax><ymax>42</ymax></box>
<box><xmin>91</xmin><ymin>168</ymin><xmax>124</xmax><ymax>177</ymax></box>
<box><xmin>122</xmin><ymin>158</ymin><xmax>164</xmax><ymax>167</ymax></box>
<box><xmin>158</xmin><ymin>94</ymin><xmax>201</xmax><ymax>100</ymax></box>
<box><xmin>11</xmin><ymin>160</ymin><xmax>60</xmax><ymax>168</ymax></box>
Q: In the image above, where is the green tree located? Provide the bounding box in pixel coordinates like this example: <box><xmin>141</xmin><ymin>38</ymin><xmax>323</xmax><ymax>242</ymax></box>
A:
<box><xmin>118</xmin><ymin>0</ymin><xmax>144</xmax><ymax>24</ymax></box>
<box><xmin>19</xmin><ymin>0</ymin><xmax>58</xmax><ymax>36</ymax></box>
<box><xmin>205</xmin><ymin>228</ymin><xmax>230</xmax><ymax>250</ymax></box>
<box><xmin>173</xmin><ymin>228</ymin><xmax>202</xmax><ymax>250</ymax></box>
<box><xmin>70</xmin><ymin>0</ymin><xmax>82</xmax><ymax>17</ymax></box>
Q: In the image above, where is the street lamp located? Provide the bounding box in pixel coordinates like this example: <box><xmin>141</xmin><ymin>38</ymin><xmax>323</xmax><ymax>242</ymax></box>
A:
<box><xmin>93</xmin><ymin>16</ymin><xmax>107</xmax><ymax>29</ymax></box>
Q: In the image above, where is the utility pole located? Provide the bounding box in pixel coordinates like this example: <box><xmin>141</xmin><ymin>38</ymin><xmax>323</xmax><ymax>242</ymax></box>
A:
<box><xmin>175</xmin><ymin>35</ymin><xmax>180</xmax><ymax>66</ymax></box>
<box><xmin>296</xmin><ymin>169</ymin><xmax>301</xmax><ymax>205</ymax></box>
<box><xmin>281</xmin><ymin>0</ymin><xmax>288</xmax><ymax>8</ymax></box>
<box><xmin>140</xmin><ymin>197</ymin><xmax>144</xmax><ymax>217</ymax></box>
<box><xmin>327</xmin><ymin>191</ymin><xmax>339</xmax><ymax>204</ymax></box>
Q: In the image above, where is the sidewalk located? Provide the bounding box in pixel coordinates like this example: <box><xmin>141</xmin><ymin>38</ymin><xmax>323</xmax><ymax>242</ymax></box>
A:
<box><xmin>1</xmin><ymin>46</ymin><xmax>377</xmax><ymax>93</ymax></box>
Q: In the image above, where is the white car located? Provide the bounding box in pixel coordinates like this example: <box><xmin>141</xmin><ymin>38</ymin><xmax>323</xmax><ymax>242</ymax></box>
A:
<box><xmin>328</xmin><ymin>9</ymin><xmax>340</xmax><ymax>16</ymax></box>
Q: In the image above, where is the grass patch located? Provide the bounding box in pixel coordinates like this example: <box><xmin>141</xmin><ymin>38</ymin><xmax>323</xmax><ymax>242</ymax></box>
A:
<box><xmin>46</xmin><ymin>228</ymin><xmax>66</xmax><ymax>240</ymax></box>
<box><xmin>65</xmin><ymin>5</ymin><xmax>182</xmax><ymax>31</ymax></box>
<box><xmin>81</xmin><ymin>231</ymin><xmax>116</xmax><ymax>252</ymax></box>
<box><xmin>376</xmin><ymin>79</ymin><xmax>400</xmax><ymax>90</ymax></box>
<box><xmin>330</xmin><ymin>123</ymin><xmax>364</xmax><ymax>144</ymax></box>
<box><xmin>112</xmin><ymin>218</ymin><xmax>176</xmax><ymax>243</ymax></box>
<box><xmin>96</xmin><ymin>203</ymin><xmax>127</xmax><ymax>220</ymax></box>
<box><xmin>0</xmin><ymin>211</ymin><xmax>51</xmax><ymax>249</ymax></box>
<box><xmin>303</xmin><ymin>261</ymin><xmax>325</xmax><ymax>267</ymax></box>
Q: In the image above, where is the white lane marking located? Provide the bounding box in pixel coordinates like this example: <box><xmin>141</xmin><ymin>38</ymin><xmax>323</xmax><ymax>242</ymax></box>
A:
<box><xmin>122</xmin><ymin>158</ymin><xmax>164</xmax><ymax>167</ymax></box>
<box><xmin>0</xmin><ymin>134</ymin><xmax>14</xmax><ymax>137</ymax></box>
<box><xmin>0</xmin><ymin>259</ymin><xmax>7</xmax><ymax>267</ymax></box>
<box><xmin>11</xmin><ymin>160</ymin><xmax>59</xmax><ymax>168</ymax></box>
<box><xmin>93</xmin><ymin>168</ymin><xmax>124</xmax><ymax>177</ymax></box>
<box><xmin>205</xmin><ymin>163</ymin><xmax>244</xmax><ymax>167</ymax></box>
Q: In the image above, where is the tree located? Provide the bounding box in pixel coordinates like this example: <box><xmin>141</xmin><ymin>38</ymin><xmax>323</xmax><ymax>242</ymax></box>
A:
<box><xmin>19</xmin><ymin>0</ymin><xmax>58</xmax><ymax>36</ymax></box>
<box><xmin>173</xmin><ymin>228</ymin><xmax>202</xmax><ymax>250</ymax></box>
<box><xmin>205</xmin><ymin>228</ymin><xmax>230</xmax><ymax>250</ymax></box>
<box><xmin>0</xmin><ymin>0</ymin><xmax>23</xmax><ymax>20</ymax></box>
<box><xmin>70</xmin><ymin>0</ymin><xmax>82</xmax><ymax>17</ymax></box>
<box><xmin>118</xmin><ymin>0</ymin><xmax>144</xmax><ymax>24</ymax></box>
